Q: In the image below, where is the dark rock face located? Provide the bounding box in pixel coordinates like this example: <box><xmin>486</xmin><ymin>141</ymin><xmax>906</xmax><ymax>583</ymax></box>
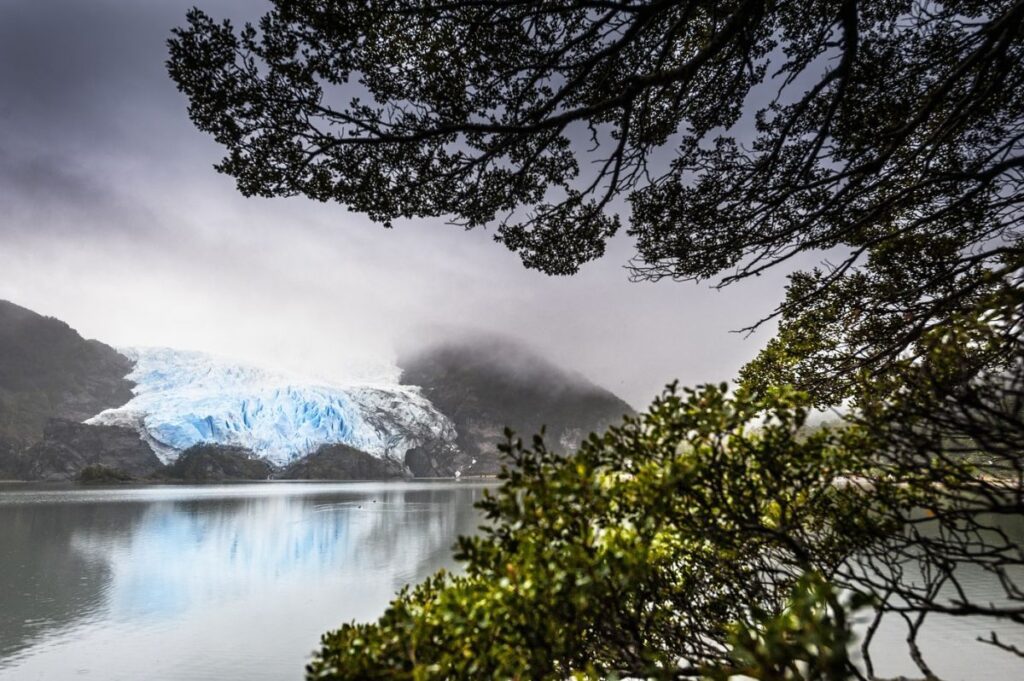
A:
<box><xmin>281</xmin><ymin>443</ymin><xmax>407</xmax><ymax>480</ymax></box>
<box><xmin>0</xmin><ymin>300</ymin><xmax>134</xmax><ymax>443</ymax></box>
<box><xmin>156</xmin><ymin>444</ymin><xmax>274</xmax><ymax>482</ymax></box>
<box><xmin>404</xmin><ymin>441</ymin><xmax>461</xmax><ymax>477</ymax></box>
<box><xmin>15</xmin><ymin>419</ymin><xmax>162</xmax><ymax>481</ymax></box>
<box><xmin>0</xmin><ymin>436</ymin><xmax>23</xmax><ymax>479</ymax></box>
<box><xmin>399</xmin><ymin>335</ymin><xmax>634</xmax><ymax>475</ymax></box>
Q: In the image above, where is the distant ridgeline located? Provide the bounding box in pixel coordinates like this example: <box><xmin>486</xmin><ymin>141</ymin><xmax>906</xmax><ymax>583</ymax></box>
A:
<box><xmin>398</xmin><ymin>336</ymin><xmax>633</xmax><ymax>475</ymax></box>
<box><xmin>0</xmin><ymin>300</ymin><xmax>633</xmax><ymax>482</ymax></box>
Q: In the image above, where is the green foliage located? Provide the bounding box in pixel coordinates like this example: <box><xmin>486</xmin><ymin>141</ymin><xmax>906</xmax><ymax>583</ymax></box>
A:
<box><xmin>740</xmin><ymin>252</ymin><xmax>1024</xmax><ymax>408</ymax></box>
<box><xmin>306</xmin><ymin>369</ymin><xmax>1024</xmax><ymax>679</ymax></box>
<box><xmin>850</xmin><ymin>284</ymin><xmax>1024</xmax><ymax>479</ymax></box>
<box><xmin>307</xmin><ymin>384</ymin><xmax>895</xmax><ymax>680</ymax></box>
<box><xmin>708</xmin><ymin>573</ymin><xmax>870</xmax><ymax>681</ymax></box>
<box><xmin>77</xmin><ymin>464</ymin><xmax>133</xmax><ymax>483</ymax></box>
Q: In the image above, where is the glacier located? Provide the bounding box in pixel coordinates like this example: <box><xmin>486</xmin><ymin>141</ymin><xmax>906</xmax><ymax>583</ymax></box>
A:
<box><xmin>87</xmin><ymin>348</ymin><xmax>458</xmax><ymax>467</ymax></box>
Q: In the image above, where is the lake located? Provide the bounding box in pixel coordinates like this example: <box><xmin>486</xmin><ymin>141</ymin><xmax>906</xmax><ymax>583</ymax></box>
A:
<box><xmin>0</xmin><ymin>481</ymin><xmax>1020</xmax><ymax>680</ymax></box>
<box><xmin>0</xmin><ymin>481</ymin><xmax>493</xmax><ymax>681</ymax></box>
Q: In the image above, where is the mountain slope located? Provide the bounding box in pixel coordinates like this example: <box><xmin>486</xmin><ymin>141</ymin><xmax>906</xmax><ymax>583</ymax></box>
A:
<box><xmin>155</xmin><ymin>444</ymin><xmax>274</xmax><ymax>482</ymax></box>
<box><xmin>17</xmin><ymin>419</ymin><xmax>162</xmax><ymax>481</ymax></box>
<box><xmin>280</xmin><ymin>443</ymin><xmax>408</xmax><ymax>480</ymax></box>
<box><xmin>398</xmin><ymin>335</ymin><xmax>634</xmax><ymax>474</ymax></box>
<box><xmin>0</xmin><ymin>300</ymin><xmax>134</xmax><ymax>443</ymax></box>
<box><xmin>0</xmin><ymin>300</ymin><xmax>634</xmax><ymax>480</ymax></box>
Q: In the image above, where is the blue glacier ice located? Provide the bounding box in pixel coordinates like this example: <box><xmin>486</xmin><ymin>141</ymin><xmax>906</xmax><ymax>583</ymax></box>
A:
<box><xmin>87</xmin><ymin>348</ymin><xmax>457</xmax><ymax>467</ymax></box>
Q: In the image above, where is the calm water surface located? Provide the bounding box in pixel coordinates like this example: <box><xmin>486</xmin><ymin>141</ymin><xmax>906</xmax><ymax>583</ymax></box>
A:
<box><xmin>0</xmin><ymin>481</ymin><xmax>493</xmax><ymax>681</ymax></box>
<box><xmin>0</xmin><ymin>481</ymin><xmax>1021</xmax><ymax>680</ymax></box>
<box><xmin>849</xmin><ymin>511</ymin><xmax>1024</xmax><ymax>680</ymax></box>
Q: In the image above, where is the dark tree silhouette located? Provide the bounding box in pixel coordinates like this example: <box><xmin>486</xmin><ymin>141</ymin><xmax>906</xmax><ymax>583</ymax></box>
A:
<box><xmin>168</xmin><ymin>1</ymin><xmax>1024</xmax><ymax>401</ymax></box>
<box><xmin>166</xmin><ymin>4</ymin><xmax>1024</xmax><ymax>679</ymax></box>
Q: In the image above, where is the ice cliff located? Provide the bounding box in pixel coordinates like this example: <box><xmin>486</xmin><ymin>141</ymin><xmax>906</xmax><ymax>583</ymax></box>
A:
<box><xmin>87</xmin><ymin>348</ymin><xmax>457</xmax><ymax>467</ymax></box>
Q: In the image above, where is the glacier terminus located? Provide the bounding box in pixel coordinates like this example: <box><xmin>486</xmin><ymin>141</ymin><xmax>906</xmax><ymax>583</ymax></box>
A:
<box><xmin>87</xmin><ymin>348</ymin><xmax>459</xmax><ymax>468</ymax></box>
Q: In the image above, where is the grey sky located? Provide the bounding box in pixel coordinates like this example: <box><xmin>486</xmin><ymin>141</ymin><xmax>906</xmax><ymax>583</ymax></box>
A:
<box><xmin>0</xmin><ymin>0</ymin><xmax>797</xmax><ymax>408</ymax></box>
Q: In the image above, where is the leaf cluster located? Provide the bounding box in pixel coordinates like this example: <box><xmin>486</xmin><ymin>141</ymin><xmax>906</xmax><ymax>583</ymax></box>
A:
<box><xmin>307</xmin><ymin>384</ymin><xmax>898</xmax><ymax>680</ymax></box>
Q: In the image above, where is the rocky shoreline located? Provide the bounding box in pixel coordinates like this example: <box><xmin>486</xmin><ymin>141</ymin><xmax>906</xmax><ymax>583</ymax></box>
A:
<box><xmin>0</xmin><ymin>429</ymin><xmax>452</xmax><ymax>483</ymax></box>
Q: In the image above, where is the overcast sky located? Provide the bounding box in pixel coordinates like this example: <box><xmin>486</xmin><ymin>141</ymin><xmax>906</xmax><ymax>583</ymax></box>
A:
<box><xmin>0</xmin><ymin>0</ymin><xmax>800</xmax><ymax>408</ymax></box>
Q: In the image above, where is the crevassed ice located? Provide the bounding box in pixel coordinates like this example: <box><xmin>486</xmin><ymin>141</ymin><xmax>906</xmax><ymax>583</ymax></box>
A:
<box><xmin>87</xmin><ymin>348</ymin><xmax>456</xmax><ymax>466</ymax></box>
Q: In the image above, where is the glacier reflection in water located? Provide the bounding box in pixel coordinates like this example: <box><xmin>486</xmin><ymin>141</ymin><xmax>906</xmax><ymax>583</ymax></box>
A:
<box><xmin>3</xmin><ymin>482</ymin><xmax>1019</xmax><ymax>680</ymax></box>
<box><xmin>0</xmin><ymin>481</ymin><xmax>492</xmax><ymax>681</ymax></box>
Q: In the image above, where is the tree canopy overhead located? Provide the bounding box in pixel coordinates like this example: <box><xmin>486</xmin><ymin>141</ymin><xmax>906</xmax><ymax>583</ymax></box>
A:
<box><xmin>169</xmin><ymin>0</ymin><xmax>1024</xmax><ymax>402</ymax></box>
<box><xmin>168</xmin><ymin>0</ymin><xmax>1022</xmax><ymax>273</ymax></box>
